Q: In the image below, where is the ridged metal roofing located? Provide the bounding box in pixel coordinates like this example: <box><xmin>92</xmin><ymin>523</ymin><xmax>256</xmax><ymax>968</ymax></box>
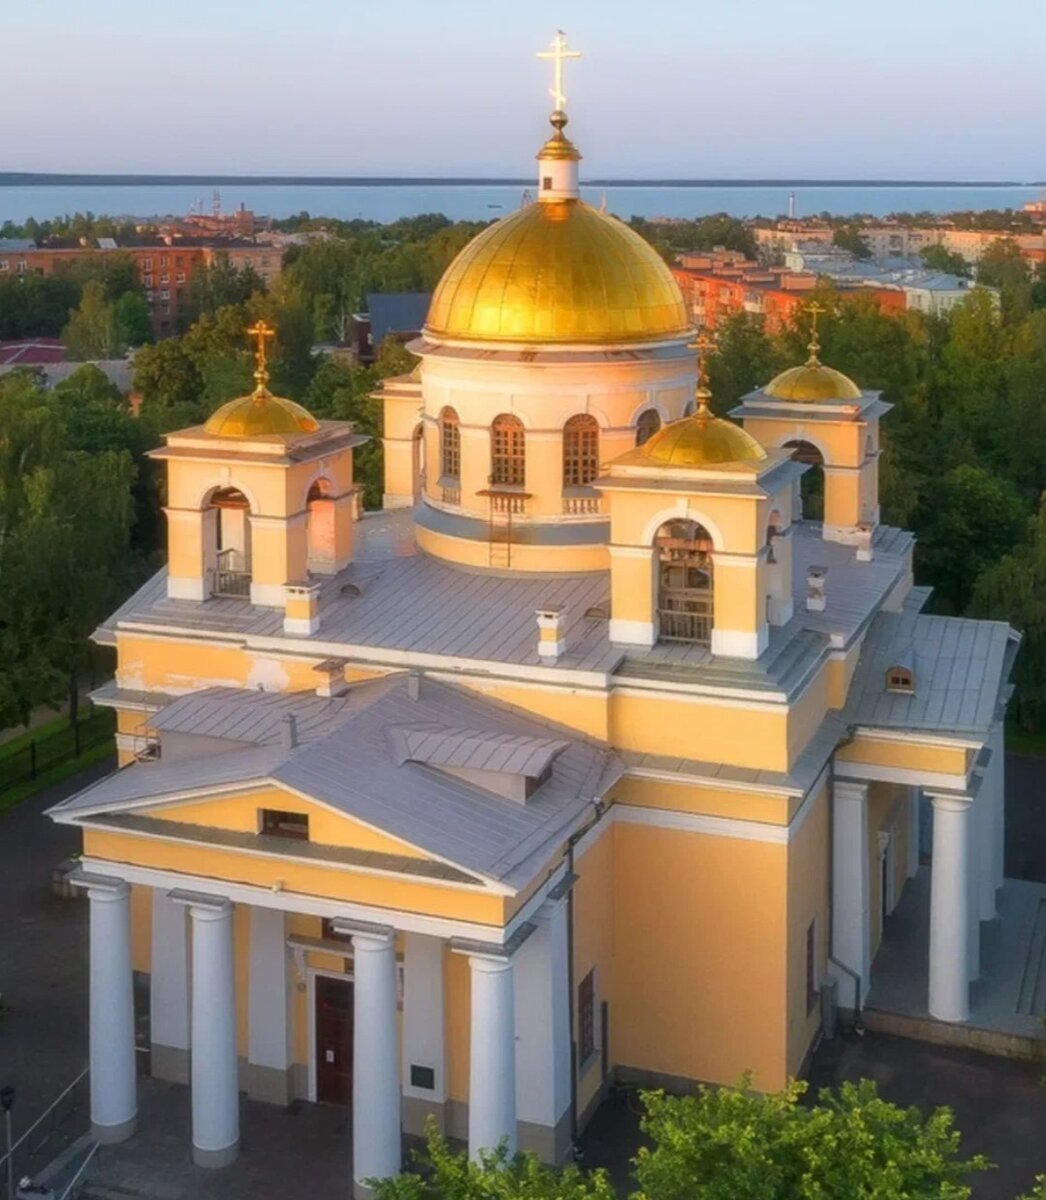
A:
<box><xmin>388</xmin><ymin>725</ymin><xmax>569</xmax><ymax>776</ymax></box>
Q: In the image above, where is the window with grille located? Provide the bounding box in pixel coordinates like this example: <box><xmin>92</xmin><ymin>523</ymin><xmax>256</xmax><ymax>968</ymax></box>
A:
<box><xmin>577</xmin><ymin>969</ymin><xmax>596</xmax><ymax>1065</ymax></box>
<box><xmin>440</xmin><ymin>408</ymin><xmax>460</xmax><ymax>479</ymax></box>
<box><xmin>636</xmin><ymin>409</ymin><xmax>661</xmax><ymax>446</ymax></box>
<box><xmin>563</xmin><ymin>414</ymin><xmax>600</xmax><ymax>487</ymax></box>
<box><xmin>259</xmin><ymin>809</ymin><xmax>308</xmax><ymax>840</ymax></box>
<box><xmin>491</xmin><ymin>414</ymin><xmax>525</xmax><ymax>486</ymax></box>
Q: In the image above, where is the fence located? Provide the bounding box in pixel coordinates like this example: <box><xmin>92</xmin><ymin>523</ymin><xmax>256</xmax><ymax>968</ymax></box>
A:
<box><xmin>0</xmin><ymin>710</ymin><xmax>115</xmax><ymax>798</ymax></box>
<box><xmin>0</xmin><ymin>1069</ymin><xmax>90</xmax><ymax>1192</ymax></box>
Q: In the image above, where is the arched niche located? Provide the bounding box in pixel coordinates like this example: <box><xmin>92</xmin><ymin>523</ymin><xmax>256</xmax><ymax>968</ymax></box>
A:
<box><xmin>654</xmin><ymin>519</ymin><xmax>714</xmax><ymax>645</ymax></box>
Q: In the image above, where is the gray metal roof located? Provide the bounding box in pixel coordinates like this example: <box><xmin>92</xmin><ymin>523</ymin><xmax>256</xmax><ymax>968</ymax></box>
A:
<box><xmin>843</xmin><ymin>611</ymin><xmax>1016</xmax><ymax>736</ymax></box>
<box><xmin>388</xmin><ymin>725</ymin><xmax>569</xmax><ymax>776</ymax></box>
<box><xmin>149</xmin><ymin>686</ymin><xmax>365</xmax><ymax>746</ymax></box>
<box><xmin>366</xmin><ymin>293</ymin><xmax>431</xmax><ymax>346</ymax></box>
<box><xmin>50</xmin><ymin>674</ymin><xmax>619</xmax><ymax>890</ymax></box>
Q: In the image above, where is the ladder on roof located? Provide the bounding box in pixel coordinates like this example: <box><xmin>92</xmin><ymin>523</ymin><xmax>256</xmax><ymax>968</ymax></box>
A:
<box><xmin>479</xmin><ymin>486</ymin><xmax>531</xmax><ymax>569</ymax></box>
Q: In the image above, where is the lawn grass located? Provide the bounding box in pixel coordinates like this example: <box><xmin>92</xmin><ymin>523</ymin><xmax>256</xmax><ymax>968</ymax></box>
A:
<box><xmin>0</xmin><ymin>741</ymin><xmax>114</xmax><ymax>814</ymax></box>
<box><xmin>0</xmin><ymin>712</ymin><xmax>71</xmax><ymax>761</ymax></box>
<box><xmin>1005</xmin><ymin>721</ymin><xmax>1046</xmax><ymax>757</ymax></box>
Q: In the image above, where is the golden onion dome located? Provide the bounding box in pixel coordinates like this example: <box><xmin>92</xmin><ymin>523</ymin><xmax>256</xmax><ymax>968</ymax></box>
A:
<box><xmin>425</xmin><ymin>199</ymin><xmax>690</xmax><ymax>345</ymax></box>
<box><xmin>204</xmin><ymin>318</ymin><xmax>320</xmax><ymax>437</ymax></box>
<box><xmin>763</xmin><ymin>361</ymin><xmax>862</xmax><ymax>403</ymax></box>
<box><xmin>204</xmin><ymin>389</ymin><xmax>319</xmax><ymax>438</ymax></box>
<box><xmin>636</xmin><ymin>410</ymin><xmax>767</xmax><ymax>467</ymax></box>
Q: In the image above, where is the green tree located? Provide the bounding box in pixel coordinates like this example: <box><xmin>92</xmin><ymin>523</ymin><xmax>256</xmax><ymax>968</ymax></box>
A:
<box><xmin>914</xmin><ymin>465</ymin><xmax>1028</xmax><ymax>615</ymax></box>
<box><xmin>633</xmin><ymin>1078</ymin><xmax>989</xmax><ymax>1200</ymax></box>
<box><xmin>61</xmin><ymin>280</ymin><xmax>123</xmax><ymax>360</ymax></box>
<box><xmin>113</xmin><ymin>291</ymin><xmax>153</xmax><ymax>348</ymax></box>
<box><xmin>706</xmin><ymin>312</ymin><xmax>783</xmax><ymax>411</ymax></box>
<box><xmin>919</xmin><ymin>244</ymin><xmax>971</xmax><ymax>277</ymax></box>
<box><xmin>833</xmin><ymin>226</ymin><xmax>873</xmax><ymax>259</ymax></box>
<box><xmin>371</xmin><ymin>1122</ymin><xmax>615</xmax><ymax>1200</ymax></box>
<box><xmin>971</xmin><ymin>498</ymin><xmax>1046</xmax><ymax>730</ymax></box>
<box><xmin>132</xmin><ymin>338</ymin><xmax>207</xmax><ymax>429</ymax></box>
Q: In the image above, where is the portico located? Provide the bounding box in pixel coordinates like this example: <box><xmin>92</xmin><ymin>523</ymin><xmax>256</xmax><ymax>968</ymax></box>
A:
<box><xmin>72</xmin><ymin>857</ymin><xmax>575</xmax><ymax>1196</ymax></box>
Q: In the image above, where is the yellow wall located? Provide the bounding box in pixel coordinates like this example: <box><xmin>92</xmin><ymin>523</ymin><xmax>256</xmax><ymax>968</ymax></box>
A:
<box><xmin>452</xmin><ymin>678</ymin><xmax>610</xmax><ymax>741</ymax></box>
<box><xmin>612</xmin><ymin>822</ymin><xmax>789</xmax><ymax>1090</ymax></box>
<box><xmin>614</xmin><ymin>774</ymin><xmax>792</xmax><ymax>826</ymax></box>
<box><xmin>444</xmin><ymin>947</ymin><xmax>470</xmax><ymax>1105</ymax></box>
<box><xmin>785</xmin><ymin>784</ymin><xmax>829</xmax><ymax>1074</ymax></box>
<box><xmin>130</xmin><ymin>883</ymin><xmax>152</xmax><ymax>973</ymax></box>
<box><xmin>837</xmin><ymin>735</ymin><xmax>968</xmax><ymax>777</ymax></box>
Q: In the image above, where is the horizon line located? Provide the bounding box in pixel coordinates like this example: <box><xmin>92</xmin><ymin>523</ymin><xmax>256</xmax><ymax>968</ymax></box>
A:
<box><xmin>1</xmin><ymin>172</ymin><xmax>1041</xmax><ymax>190</ymax></box>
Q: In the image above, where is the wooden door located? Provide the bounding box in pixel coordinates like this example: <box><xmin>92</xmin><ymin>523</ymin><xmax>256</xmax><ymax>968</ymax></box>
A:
<box><xmin>315</xmin><ymin>975</ymin><xmax>353</xmax><ymax>1105</ymax></box>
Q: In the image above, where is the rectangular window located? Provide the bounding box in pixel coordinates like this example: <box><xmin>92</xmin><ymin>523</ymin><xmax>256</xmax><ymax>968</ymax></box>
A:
<box><xmin>0</xmin><ymin>260</ymin><xmax>7</xmax><ymax>271</ymax></box>
<box><xmin>806</xmin><ymin>919</ymin><xmax>818</xmax><ymax>1012</ymax></box>
<box><xmin>260</xmin><ymin>808</ymin><xmax>309</xmax><ymax>840</ymax></box>
<box><xmin>142</xmin><ymin>257</ymin><xmax>153</xmax><ymax>269</ymax></box>
<box><xmin>159</xmin><ymin>289</ymin><xmax>170</xmax><ymax>300</ymax></box>
<box><xmin>160</xmin><ymin>273</ymin><xmax>169</xmax><ymax>284</ymax></box>
<box><xmin>144</xmin><ymin>274</ymin><xmax>153</xmax><ymax>287</ymax></box>
<box><xmin>176</xmin><ymin>272</ymin><xmax>186</xmax><ymax>283</ymax></box>
<box><xmin>542</xmin><ymin>176</ymin><xmax>553</xmax><ymax>190</ymax></box>
<box><xmin>577</xmin><ymin>968</ymin><xmax>596</xmax><ymax>1065</ymax></box>
<box><xmin>159</xmin><ymin>255</ymin><xmax>168</xmax><ymax>267</ymax></box>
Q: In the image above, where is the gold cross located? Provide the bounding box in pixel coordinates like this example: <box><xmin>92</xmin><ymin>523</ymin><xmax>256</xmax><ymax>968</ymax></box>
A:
<box><xmin>805</xmin><ymin>301</ymin><xmax>826</xmax><ymax>363</ymax></box>
<box><xmin>688</xmin><ymin>330</ymin><xmax>718</xmax><ymax>412</ymax></box>
<box><xmin>537</xmin><ymin>30</ymin><xmax>582</xmax><ymax>112</ymax></box>
<box><xmin>246</xmin><ymin>319</ymin><xmax>275</xmax><ymax>391</ymax></box>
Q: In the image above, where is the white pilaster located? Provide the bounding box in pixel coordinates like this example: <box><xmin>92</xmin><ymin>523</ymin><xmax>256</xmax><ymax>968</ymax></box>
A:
<box><xmin>401</xmin><ymin>933</ymin><xmax>446</xmax><ymax>1132</ymax></box>
<box><xmin>928</xmin><ymin>795</ymin><xmax>971</xmax><ymax>1023</ymax></box>
<box><xmin>989</xmin><ymin>720</ymin><xmax>1006</xmax><ymax>893</ymax></box>
<box><xmin>150</xmin><ymin>889</ymin><xmax>189</xmax><ymax>1082</ymax></box>
<box><xmin>82</xmin><ymin>876</ymin><xmax>137</xmax><ymax>1143</ymax></box>
<box><xmin>468</xmin><ymin>953</ymin><xmax>517</xmax><ymax>1159</ymax></box>
<box><xmin>514</xmin><ymin>899</ymin><xmax>571</xmax><ymax>1161</ymax></box>
<box><xmin>247</xmin><ymin>907</ymin><xmax>292</xmax><ymax>1103</ymax></box>
<box><xmin>966</xmin><ymin>822</ymin><xmax>980</xmax><ymax>981</ymax></box>
<box><xmin>186</xmin><ymin>896</ymin><xmax>239</xmax><ymax>1167</ymax></box>
<box><xmin>907</xmin><ymin>786</ymin><xmax>921</xmax><ymax>879</ymax></box>
<box><xmin>830</xmin><ymin>779</ymin><xmax>871</xmax><ymax>1004</ymax></box>
<box><xmin>976</xmin><ymin>770</ymin><xmax>997</xmax><ymax>923</ymax></box>
<box><xmin>352</xmin><ymin>929</ymin><xmax>401</xmax><ymax>1196</ymax></box>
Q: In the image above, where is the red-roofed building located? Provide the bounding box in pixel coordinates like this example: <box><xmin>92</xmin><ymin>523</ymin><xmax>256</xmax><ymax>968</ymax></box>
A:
<box><xmin>0</xmin><ymin>337</ymin><xmax>66</xmax><ymax>366</ymax></box>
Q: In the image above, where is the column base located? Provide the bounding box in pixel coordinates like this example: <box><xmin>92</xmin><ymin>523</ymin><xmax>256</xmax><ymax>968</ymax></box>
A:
<box><xmin>92</xmin><ymin>1114</ymin><xmax>137</xmax><ymax>1145</ymax></box>
<box><xmin>402</xmin><ymin>1095</ymin><xmax>445</xmax><ymax>1138</ymax></box>
<box><xmin>353</xmin><ymin>1182</ymin><xmax>378</xmax><ymax>1200</ymax></box>
<box><xmin>244</xmin><ymin>1061</ymin><xmax>294</xmax><ymax>1106</ymax></box>
<box><xmin>193</xmin><ymin>1140</ymin><xmax>239</xmax><ymax>1169</ymax></box>
<box><xmin>518</xmin><ymin>1110</ymin><xmax>573</xmax><ymax>1166</ymax></box>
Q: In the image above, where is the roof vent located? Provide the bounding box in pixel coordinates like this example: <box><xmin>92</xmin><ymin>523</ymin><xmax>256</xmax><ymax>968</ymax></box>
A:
<box><xmin>280</xmin><ymin>713</ymin><xmax>299</xmax><ymax>750</ymax></box>
<box><xmin>407</xmin><ymin>671</ymin><xmax>421</xmax><ymax>701</ymax></box>
<box><xmin>340</xmin><ymin>583</ymin><xmax>362</xmax><ymax>598</ymax></box>
<box><xmin>806</xmin><ymin>566</ymin><xmax>827</xmax><ymax>613</ymax></box>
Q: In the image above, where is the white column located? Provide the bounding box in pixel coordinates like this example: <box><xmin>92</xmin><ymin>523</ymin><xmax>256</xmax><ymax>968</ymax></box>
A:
<box><xmin>976</xmin><ymin>775</ymin><xmax>997</xmax><ymax>923</ymax></box>
<box><xmin>514</xmin><ymin>899</ymin><xmax>571</xmax><ymax>1162</ymax></box>
<box><xmin>81</xmin><ymin>876</ymin><xmax>137</xmax><ymax>1143</ymax></box>
<box><xmin>150</xmin><ymin>890</ymin><xmax>189</xmax><ymax>1083</ymax></box>
<box><xmin>468</xmin><ymin>953</ymin><xmax>517</xmax><ymax>1159</ymax></box>
<box><xmin>928</xmin><ymin>795</ymin><xmax>971</xmax><ymax>1023</ymax></box>
<box><xmin>990</xmin><ymin>720</ymin><xmax>1006</xmax><ymax>892</ymax></box>
<box><xmin>247</xmin><ymin>908</ymin><xmax>292</xmax><ymax>1104</ymax></box>
<box><xmin>966</xmin><ymin>823</ymin><xmax>980</xmax><ymax>981</ymax></box>
<box><xmin>907</xmin><ymin>787</ymin><xmax>921</xmax><ymax>879</ymax></box>
<box><xmin>401</xmin><ymin>933</ymin><xmax>446</xmax><ymax>1134</ymax></box>
<box><xmin>186</xmin><ymin>897</ymin><xmax>239</xmax><ymax>1167</ymax></box>
<box><xmin>352</xmin><ymin>929</ymin><xmax>401</xmax><ymax>1196</ymax></box>
<box><xmin>830</xmin><ymin>779</ymin><xmax>871</xmax><ymax>1004</ymax></box>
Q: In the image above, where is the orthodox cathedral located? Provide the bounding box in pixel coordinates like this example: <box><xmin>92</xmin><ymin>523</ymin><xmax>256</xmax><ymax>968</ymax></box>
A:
<box><xmin>51</xmin><ymin>34</ymin><xmax>1016</xmax><ymax>1196</ymax></box>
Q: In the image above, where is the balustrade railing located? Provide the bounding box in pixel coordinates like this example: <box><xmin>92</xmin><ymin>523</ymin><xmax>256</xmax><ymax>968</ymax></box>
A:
<box><xmin>213</xmin><ymin>549</ymin><xmax>251</xmax><ymax>598</ymax></box>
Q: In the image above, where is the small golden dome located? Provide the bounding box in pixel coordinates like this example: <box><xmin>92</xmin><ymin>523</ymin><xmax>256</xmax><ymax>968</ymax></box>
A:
<box><xmin>204</xmin><ymin>317</ymin><xmax>321</xmax><ymax>437</ymax></box>
<box><xmin>764</xmin><ymin>361</ymin><xmax>862</xmax><ymax>403</ymax></box>
<box><xmin>204</xmin><ymin>389</ymin><xmax>319</xmax><ymax>438</ymax></box>
<box><xmin>632</xmin><ymin>408</ymin><xmax>768</xmax><ymax>468</ymax></box>
<box><xmin>425</xmin><ymin>200</ymin><xmax>690</xmax><ymax>345</ymax></box>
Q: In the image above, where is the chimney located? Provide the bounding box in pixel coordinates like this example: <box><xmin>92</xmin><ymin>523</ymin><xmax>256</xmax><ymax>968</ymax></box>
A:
<box><xmin>313</xmin><ymin>658</ymin><xmax>349</xmax><ymax>698</ymax></box>
<box><xmin>407</xmin><ymin>671</ymin><xmax>421</xmax><ymax>701</ymax></box>
<box><xmin>284</xmin><ymin>581</ymin><xmax>321</xmax><ymax>637</ymax></box>
<box><xmin>280</xmin><ymin>714</ymin><xmax>298</xmax><ymax>750</ymax></box>
<box><xmin>535</xmin><ymin>605</ymin><xmax>567</xmax><ymax>662</ymax></box>
<box><xmin>806</xmin><ymin>566</ymin><xmax>827</xmax><ymax>613</ymax></box>
<box><xmin>855</xmin><ymin>522</ymin><xmax>874</xmax><ymax>563</ymax></box>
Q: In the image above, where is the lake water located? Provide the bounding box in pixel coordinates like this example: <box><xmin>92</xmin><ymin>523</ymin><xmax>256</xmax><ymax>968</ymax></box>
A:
<box><xmin>0</xmin><ymin>182</ymin><xmax>1040</xmax><ymax>225</ymax></box>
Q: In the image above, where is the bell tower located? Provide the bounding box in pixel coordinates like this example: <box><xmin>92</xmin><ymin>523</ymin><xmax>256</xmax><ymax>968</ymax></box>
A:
<box><xmin>151</xmin><ymin>322</ymin><xmax>368</xmax><ymax>609</ymax></box>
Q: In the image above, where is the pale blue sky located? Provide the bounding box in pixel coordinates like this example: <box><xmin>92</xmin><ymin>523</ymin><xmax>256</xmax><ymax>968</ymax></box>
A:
<box><xmin>3</xmin><ymin>0</ymin><xmax>1043</xmax><ymax>179</ymax></box>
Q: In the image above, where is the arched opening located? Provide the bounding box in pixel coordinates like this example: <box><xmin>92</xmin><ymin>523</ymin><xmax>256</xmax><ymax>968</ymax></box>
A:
<box><xmin>636</xmin><ymin>409</ymin><xmax>661</xmax><ymax>447</ymax></box>
<box><xmin>491</xmin><ymin>414</ymin><xmax>525</xmax><ymax>487</ymax></box>
<box><xmin>306</xmin><ymin>477</ymin><xmax>337</xmax><ymax>574</ymax></box>
<box><xmin>562</xmin><ymin>414</ymin><xmax>600</xmax><ymax>488</ymax></box>
<box><xmin>655</xmin><ymin>519</ymin><xmax>714</xmax><ymax>645</ymax></box>
<box><xmin>439</xmin><ymin>407</ymin><xmax>461</xmax><ymax>480</ymax></box>
<box><xmin>786</xmin><ymin>439</ymin><xmax>825</xmax><ymax>521</ymax></box>
<box><xmin>208</xmin><ymin>486</ymin><xmax>252</xmax><ymax>597</ymax></box>
<box><xmin>412</xmin><ymin>423</ymin><xmax>425</xmax><ymax>503</ymax></box>
<box><xmin>766</xmin><ymin>508</ymin><xmax>783</xmax><ymax>562</ymax></box>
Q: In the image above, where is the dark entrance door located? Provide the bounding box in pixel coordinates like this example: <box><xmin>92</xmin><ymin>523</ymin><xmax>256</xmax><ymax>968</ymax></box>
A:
<box><xmin>315</xmin><ymin>975</ymin><xmax>353</xmax><ymax>1105</ymax></box>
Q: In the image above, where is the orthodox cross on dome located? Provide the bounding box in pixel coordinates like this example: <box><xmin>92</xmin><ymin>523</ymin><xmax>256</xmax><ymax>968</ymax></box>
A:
<box><xmin>537</xmin><ymin>30</ymin><xmax>581</xmax><ymax>115</ymax></box>
<box><xmin>247</xmin><ymin>319</ymin><xmax>275</xmax><ymax>393</ymax></box>
<box><xmin>688</xmin><ymin>331</ymin><xmax>718</xmax><ymax>415</ymax></box>
<box><xmin>805</xmin><ymin>301</ymin><xmax>827</xmax><ymax>365</ymax></box>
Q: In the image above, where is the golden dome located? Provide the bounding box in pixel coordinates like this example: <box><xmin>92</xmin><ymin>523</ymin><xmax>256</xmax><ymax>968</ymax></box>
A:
<box><xmin>619</xmin><ymin>387</ymin><xmax>767</xmax><ymax>470</ymax></box>
<box><xmin>204</xmin><ymin>389</ymin><xmax>320</xmax><ymax>438</ymax></box>
<box><xmin>204</xmin><ymin>318</ymin><xmax>320</xmax><ymax>437</ymax></box>
<box><xmin>763</xmin><ymin>361</ymin><xmax>862</xmax><ymax>403</ymax></box>
<box><xmin>425</xmin><ymin>200</ymin><xmax>690</xmax><ymax>345</ymax></box>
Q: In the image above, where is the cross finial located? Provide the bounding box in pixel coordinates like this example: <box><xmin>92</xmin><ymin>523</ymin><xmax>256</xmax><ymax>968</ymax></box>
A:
<box><xmin>247</xmin><ymin>319</ymin><xmax>276</xmax><ymax>393</ymax></box>
<box><xmin>537</xmin><ymin>30</ymin><xmax>582</xmax><ymax>115</ymax></box>
<box><xmin>688</xmin><ymin>330</ymin><xmax>718</xmax><ymax>415</ymax></box>
<box><xmin>805</xmin><ymin>301</ymin><xmax>826</xmax><ymax>365</ymax></box>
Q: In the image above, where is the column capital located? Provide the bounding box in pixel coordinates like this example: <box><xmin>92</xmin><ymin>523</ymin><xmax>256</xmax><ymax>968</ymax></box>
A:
<box><xmin>450</xmin><ymin>921</ymin><xmax>535</xmax><ymax>965</ymax></box>
<box><xmin>832</xmin><ymin>777</ymin><xmax>870</xmax><ymax>803</ymax></box>
<box><xmin>71</xmin><ymin>871</ymin><xmax>129</xmax><ymax>902</ymax></box>
<box><xmin>926</xmin><ymin>792</ymin><xmax>972</xmax><ymax>814</ymax></box>
<box><xmin>329</xmin><ymin>917</ymin><xmax>395</xmax><ymax>948</ymax></box>
<box><xmin>169</xmin><ymin>889</ymin><xmax>233</xmax><ymax>920</ymax></box>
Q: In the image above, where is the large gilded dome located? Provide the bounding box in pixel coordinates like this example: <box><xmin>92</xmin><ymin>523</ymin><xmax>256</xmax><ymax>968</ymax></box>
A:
<box><xmin>425</xmin><ymin>200</ymin><xmax>691</xmax><ymax>345</ymax></box>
